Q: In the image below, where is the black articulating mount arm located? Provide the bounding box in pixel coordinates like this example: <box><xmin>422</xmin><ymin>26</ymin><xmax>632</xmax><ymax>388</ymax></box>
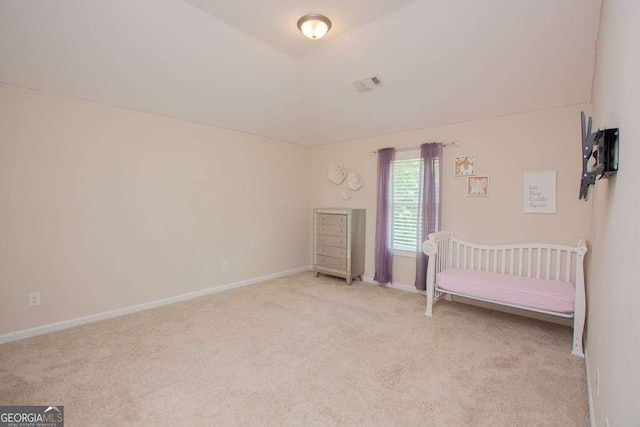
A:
<box><xmin>579</xmin><ymin>111</ymin><xmax>620</xmax><ymax>200</ymax></box>
<box><xmin>579</xmin><ymin>111</ymin><xmax>598</xmax><ymax>201</ymax></box>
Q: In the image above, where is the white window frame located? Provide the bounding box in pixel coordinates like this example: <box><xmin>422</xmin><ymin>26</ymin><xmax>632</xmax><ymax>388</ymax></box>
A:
<box><xmin>391</xmin><ymin>150</ymin><xmax>421</xmax><ymax>258</ymax></box>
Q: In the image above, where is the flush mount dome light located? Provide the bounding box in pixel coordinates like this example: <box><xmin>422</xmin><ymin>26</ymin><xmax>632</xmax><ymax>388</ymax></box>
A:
<box><xmin>297</xmin><ymin>14</ymin><xmax>332</xmax><ymax>40</ymax></box>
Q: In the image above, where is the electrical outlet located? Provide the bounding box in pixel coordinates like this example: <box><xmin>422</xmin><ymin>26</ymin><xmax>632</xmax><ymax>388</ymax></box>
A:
<box><xmin>596</xmin><ymin>369</ymin><xmax>600</xmax><ymax>397</ymax></box>
<box><xmin>29</xmin><ymin>292</ymin><xmax>40</xmax><ymax>307</ymax></box>
<box><xmin>222</xmin><ymin>261</ymin><xmax>229</xmax><ymax>271</ymax></box>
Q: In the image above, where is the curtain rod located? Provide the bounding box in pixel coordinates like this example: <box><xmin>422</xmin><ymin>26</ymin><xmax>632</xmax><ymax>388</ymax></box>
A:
<box><xmin>371</xmin><ymin>141</ymin><xmax>459</xmax><ymax>156</ymax></box>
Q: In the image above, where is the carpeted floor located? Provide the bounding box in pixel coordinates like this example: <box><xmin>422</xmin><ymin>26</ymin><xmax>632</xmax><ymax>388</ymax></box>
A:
<box><xmin>0</xmin><ymin>272</ymin><xmax>588</xmax><ymax>426</ymax></box>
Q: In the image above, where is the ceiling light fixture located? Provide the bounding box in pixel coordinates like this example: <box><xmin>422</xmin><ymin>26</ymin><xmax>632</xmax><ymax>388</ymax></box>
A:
<box><xmin>297</xmin><ymin>14</ymin><xmax>332</xmax><ymax>40</ymax></box>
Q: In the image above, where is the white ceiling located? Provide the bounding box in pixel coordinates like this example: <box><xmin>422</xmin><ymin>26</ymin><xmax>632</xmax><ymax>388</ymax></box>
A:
<box><xmin>182</xmin><ymin>0</ymin><xmax>421</xmax><ymax>57</ymax></box>
<box><xmin>0</xmin><ymin>0</ymin><xmax>602</xmax><ymax>146</ymax></box>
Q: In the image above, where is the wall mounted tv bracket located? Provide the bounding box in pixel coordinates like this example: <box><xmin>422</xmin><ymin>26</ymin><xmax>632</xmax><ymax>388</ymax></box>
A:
<box><xmin>579</xmin><ymin>111</ymin><xmax>619</xmax><ymax>200</ymax></box>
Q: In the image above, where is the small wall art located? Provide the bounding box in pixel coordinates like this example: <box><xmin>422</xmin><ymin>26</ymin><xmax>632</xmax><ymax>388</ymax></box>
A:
<box><xmin>454</xmin><ymin>155</ymin><xmax>476</xmax><ymax>176</ymax></box>
<box><xmin>467</xmin><ymin>176</ymin><xmax>489</xmax><ymax>197</ymax></box>
<box><xmin>328</xmin><ymin>163</ymin><xmax>346</xmax><ymax>184</ymax></box>
<box><xmin>524</xmin><ymin>170</ymin><xmax>556</xmax><ymax>213</ymax></box>
<box><xmin>347</xmin><ymin>172</ymin><xmax>364</xmax><ymax>191</ymax></box>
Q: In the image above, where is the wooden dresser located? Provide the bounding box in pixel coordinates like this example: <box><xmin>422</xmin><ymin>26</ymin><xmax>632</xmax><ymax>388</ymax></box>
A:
<box><xmin>313</xmin><ymin>208</ymin><xmax>366</xmax><ymax>285</ymax></box>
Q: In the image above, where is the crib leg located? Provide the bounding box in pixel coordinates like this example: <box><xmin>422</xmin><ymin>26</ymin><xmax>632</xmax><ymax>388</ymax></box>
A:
<box><xmin>572</xmin><ymin>312</ymin><xmax>585</xmax><ymax>357</ymax></box>
<box><xmin>572</xmin><ymin>331</ymin><xmax>584</xmax><ymax>357</ymax></box>
<box><xmin>425</xmin><ymin>300</ymin><xmax>433</xmax><ymax>317</ymax></box>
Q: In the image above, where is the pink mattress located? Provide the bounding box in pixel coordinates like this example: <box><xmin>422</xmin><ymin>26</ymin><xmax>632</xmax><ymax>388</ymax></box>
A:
<box><xmin>436</xmin><ymin>269</ymin><xmax>575</xmax><ymax>314</ymax></box>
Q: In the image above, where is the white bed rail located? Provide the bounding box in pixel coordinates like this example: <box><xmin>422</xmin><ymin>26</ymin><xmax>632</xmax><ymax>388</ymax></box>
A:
<box><xmin>422</xmin><ymin>231</ymin><xmax>588</xmax><ymax>357</ymax></box>
<box><xmin>451</xmin><ymin>240</ymin><xmax>582</xmax><ymax>283</ymax></box>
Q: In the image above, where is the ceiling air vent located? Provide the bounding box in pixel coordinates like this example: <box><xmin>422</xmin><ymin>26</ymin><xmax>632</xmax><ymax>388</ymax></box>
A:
<box><xmin>353</xmin><ymin>76</ymin><xmax>382</xmax><ymax>93</ymax></box>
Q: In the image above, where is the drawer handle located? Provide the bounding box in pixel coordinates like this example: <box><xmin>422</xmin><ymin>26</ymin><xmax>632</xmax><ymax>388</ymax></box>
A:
<box><xmin>320</xmin><ymin>228</ymin><xmax>324</xmax><ymax>231</ymax></box>
<box><xmin>339</xmin><ymin>251</ymin><xmax>343</xmax><ymax>255</ymax></box>
<box><xmin>339</xmin><ymin>219</ymin><xmax>343</xmax><ymax>222</ymax></box>
<box><xmin>320</xmin><ymin>248</ymin><xmax>324</xmax><ymax>252</ymax></box>
<box><xmin>320</xmin><ymin>238</ymin><xmax>324</xmax><ymax>242</ymax></box>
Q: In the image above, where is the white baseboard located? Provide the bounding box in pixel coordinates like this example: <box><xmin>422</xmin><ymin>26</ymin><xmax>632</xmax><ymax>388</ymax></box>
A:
<box><xmin>0</xmin><ymin>266</ymin><xmax>312</xmax><ymax>345</ymax></box>
<box><xmin>362</xmin><ymin>275</ymin><xmax>426</xmax><ymax>295</ymax></box>
<box><xmin>585</xmin><ymin>349</ymin><xmax>596</xmax><ymax>427</ymax></box>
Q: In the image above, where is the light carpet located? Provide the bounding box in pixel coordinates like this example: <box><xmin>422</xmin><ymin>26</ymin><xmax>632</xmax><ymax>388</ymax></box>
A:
<box><xmin>0</xmin><ymin>272</ymin><xmax>588</xmax><ymax>426</ymax></box>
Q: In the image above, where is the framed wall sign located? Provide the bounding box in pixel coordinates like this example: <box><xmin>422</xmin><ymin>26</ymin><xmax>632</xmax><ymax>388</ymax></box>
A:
<box><xmin>467</xmin><ymin>176</ymin><xmax>489</xmax><ymax>197</ymax></box>
<box><xmin>454</xmin><ymin>155</ymin><xmax>476</xmax><ymax>176</ymax></box>
<box><xmin>524</xmin><ymin>170</ymin><xmax>556</xmax><ymax>214</ymax></box>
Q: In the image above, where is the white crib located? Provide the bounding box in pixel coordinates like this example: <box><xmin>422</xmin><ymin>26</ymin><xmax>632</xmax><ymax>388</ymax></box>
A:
<box><xmin>422</xmin><ymin>230</ymin><xmax>588</xmax><ymax>357</ymax></box>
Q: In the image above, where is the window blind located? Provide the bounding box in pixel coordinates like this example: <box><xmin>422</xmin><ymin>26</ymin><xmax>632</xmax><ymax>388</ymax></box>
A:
<box><xmin>391</xmin><ymin>157</ymin><xmax>440</xmax><ymax>252</ymax></box>
<box><xmin>392</xmin><ymin>158</ymin><xmax>421</xmax><ymax>251</ymax></box>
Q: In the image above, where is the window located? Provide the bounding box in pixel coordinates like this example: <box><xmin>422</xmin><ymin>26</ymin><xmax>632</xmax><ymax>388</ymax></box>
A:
<box><xmin>392</xmin><ymin>157</ymin><xmax>421</xmax><ymax>252</ymax></box>
<box><xmin>391</xmin><ymin>152</ymin><xmax>440</xmax><ymax>254</ymax></box>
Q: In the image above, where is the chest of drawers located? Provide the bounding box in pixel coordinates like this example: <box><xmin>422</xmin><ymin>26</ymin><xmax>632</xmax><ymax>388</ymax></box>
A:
<box><xmin>313</xmin><ymin>208</ymin><xmax>365</xmax><ymax>285</ymax></box>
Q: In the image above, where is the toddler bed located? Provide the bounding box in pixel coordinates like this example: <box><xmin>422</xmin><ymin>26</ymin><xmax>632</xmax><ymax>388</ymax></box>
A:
<box><xmin>422</xmin><ymin>230</ymin><xmax>587</xmax><ymax>357</ymax></box>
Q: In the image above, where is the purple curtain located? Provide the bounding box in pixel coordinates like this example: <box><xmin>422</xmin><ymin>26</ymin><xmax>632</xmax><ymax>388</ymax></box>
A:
<box><xmin>374</xmin><ymin>147</ymin><xmax>395</xmax><ymax>284</ymax></box>
<box><xmin>414</xmin><ymin>143</ymin><xmax>442</xmax><ymax>290</ymax></box>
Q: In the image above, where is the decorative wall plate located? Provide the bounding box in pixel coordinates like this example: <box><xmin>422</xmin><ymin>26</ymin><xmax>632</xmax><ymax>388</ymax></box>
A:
<box><xmin>328</xmin><ymin>163</ymin><xmax>346</xmax><ymax>185</ymax></box>
<box><xmin>341</xmin><ymin>189</ymin><xmax>352</xmax><ymax>200</ymax></box>
<box><xmin>347</xmin><ymin>172</ymin><xmax>364</xmax><ymax>191</ymax></box>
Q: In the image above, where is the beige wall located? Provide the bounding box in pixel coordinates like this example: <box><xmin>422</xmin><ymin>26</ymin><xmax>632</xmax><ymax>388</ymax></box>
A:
<box><xmin>0</xmin><ymin>83</ymin><xmax>312</xmax><ymax>336</ymax></box>
<box><xmin>0</xmin><ymin>82</ymin><xmax>596</xmax><ymax>346</ymax></box>
<box><xmin>587</xmin><ymin>0</ymin><xmax>640</xmax><ymax>425</ymax></box>
<box><xmin>311</xmin><ymin>105</ymin><xmax>591</xmax><ymax>286</ymax></box>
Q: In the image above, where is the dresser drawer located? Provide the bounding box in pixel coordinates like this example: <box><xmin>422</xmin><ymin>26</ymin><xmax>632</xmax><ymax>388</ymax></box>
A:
<box><xmin>316</xmin><ymin>234</ymin><xmax>346</xmax><ymax>248</ymax></box>
<box><xmin>317</xmin><ymin>224</ymin><xmax>346</xmax><ymax>237</ymax></box>
<box><xmin>316</xmin><ymin>244</ymin><xmax>347</xmax><ymax>258</ymax></box>
<box><xmin>316</xmin><ymin>255</ymin><xmax>347</xmax><ymax>271</ymax></box>
<box><xmin>317</xmin><ymin>213</ymin><xmax>347</xmax><ymax>226</ymax></box>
